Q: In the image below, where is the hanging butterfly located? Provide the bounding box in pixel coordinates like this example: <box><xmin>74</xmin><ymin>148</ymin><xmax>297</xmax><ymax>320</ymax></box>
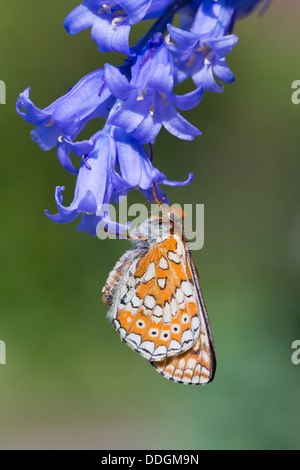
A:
<box><xmin>102</xmin><ymin>196</ymin><xmax>216</xmax><ymax>385</ymax></box>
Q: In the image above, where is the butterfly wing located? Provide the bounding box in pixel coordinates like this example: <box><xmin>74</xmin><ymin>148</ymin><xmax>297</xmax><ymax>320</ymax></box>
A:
<box><xmin>106</xmin><ymin>235</ymin><xmax>201</xmax><ymax>362</ymax></box>
<box><xmin>151</xmin><ymin>245</ymin><xmax>216</xmax><ymax>385</ymax></box>
<box><xmin>102</xmin><ymin>249</ymin><xmax>142</xmax><ymax>307</ymax></box>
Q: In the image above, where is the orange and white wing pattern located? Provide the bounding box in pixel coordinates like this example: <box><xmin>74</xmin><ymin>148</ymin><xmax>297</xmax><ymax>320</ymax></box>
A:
<box><xmin>105</xmin><ymin>234</ymin><xmax>202</xmax><ymax>362</ymax></box>
<box><xmin>102</xmin><ymin>205</ymin><xmax>216</xmax><ymax>385</ymax></box>
<box><xmin>102</xmin><ymin>249</ymin><xmax>140</xmax><ymax>308</ymax></box>
<box><xmin>151</xmin><ymin>335</ymin><xmax>215</xmax><ymax>385</ymax></box>
<box><xmin>151</xmin><ymin>247</ymin><xmax>216</xmax><ymax>385</ymax></box>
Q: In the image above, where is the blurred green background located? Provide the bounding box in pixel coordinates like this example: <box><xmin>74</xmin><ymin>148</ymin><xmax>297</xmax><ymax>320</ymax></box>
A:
<box><xmin>0</xmin><ymin>0</ymin><xmax>299</xmax><ymax>450</ymax></box>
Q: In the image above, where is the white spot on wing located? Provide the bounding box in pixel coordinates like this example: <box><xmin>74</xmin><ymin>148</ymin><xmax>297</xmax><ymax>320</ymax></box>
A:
<box><xmin>157</xmin><ymin>278</ymin><xmax>167</xmax><ymax>289</ymax></box>
<box><xmin>159</xmin><ymin>256</ymin><xmax>169</xmax><ymax>270</ymax></box>
<box><xmin>202</xmin><ymin>351</ymin><xmax>209</xmax><ymax>364</ymax></box>
<box><xmin>144</xmin><ymin>295</ymin><xmax>155</xmax><ymax>309</ymax></box>
<box><xmin>181</xmin><ymin>281</ymin><xmax>193</xmax><ymax>297</ymax></box>
<box><xmin>192</xmin><ymin>375</ymin><xmax>200</xmax><ymax>385</ymax></box>
<box><xmin>170</xmin><ymin>297</ymin><xmax>178</xmax><ymax>316</ymax></box>
<box><xmin>200</xmin><ymin>374</ymin><xmax>209</xmax><ymax>384</ymax></box>
<box><xmin>168</xmin><ymin>339</ymin><xmax>181</xmax><ymax>352</ymax></box>
<box><xmin>119</xmin><ymin>328</ymin><xmax>127</xmax><ymax>339</ymax></box>
<box><xmin>168</xmin><ymin>251</ymin><xmax>180</xmax><ymax>264</ymax></box>
<box><xmin>175</xmin><ymin>288</ymin><xmax>184</xmax><ymax>304</ymax></box>
<box><xmin>153</xmin><ymin>305</ymin><xmax>163</xmax><ymax>318</ymax></box>
<box><xmin>201</xmin><ymin>366</ymin><xmax>210</xmax><ymax>376</ymax></box>
<box><xmin>120</xmin><ymin>285</ymin><xmax>127</xmax><ymax>300</ymax></box>
<box><xmin>182</xmin><ymin>370</ymin><xmax>193</xmax><ymax>383</ymax></box>
<box><xmin>176</xmin><ymin>238</ymin><xmax>185</xmax><ymax>258</ymax></box>
<box><xmin>152</xmin><ymin>345</ymin><xmax>167</xmax><ymax>360</ymax></box>
<box><xmin>181</xmin><ymin>329</ymin><xmax>193</xmax><ymax>346</ymax></box>
<box><xmin>149</xmin><ymin>328</ymin><xmax>159</xmax><ymax>337</ymax></box>
<box><xmin>192</xmin><ymin>316</ymin><xmax>200</xmax><ymax>333</ymax></box>
<box><xmin>126</xmin><ymin>333</ymin><xmax>142</xmax><ymax>347</ymax></box>
<box><xmin>174</xmin><ymin>369</ymin><xmax>183</xmax><ymax>380</ymax></box>
<box><xmin>126</xmin><ymin>276</ymin><xmax>135</xmax><ymax>288</ymax></box>
<box><xmin>131</xmin><ymin>295</ymin><xmax>142</xmax><ymax>308</ymax></box>
<box><xmin>187</xmin><ymin>358</ymin><xmax>197</xmax><ymax>370</ymax></box>
<box><xmin>144</xmin><ymin>262</ymin><xmax>156</xmax><ymax>282</ymax></box>
<box><xmin>136</xmin><ymin>319</ymin><xmax>145</xmax><ymax>329</ymax></box>
<box><xmin>152</xmin><ymin>316</ymin><xmax>161</xmax><ymax>324</ymax></box>
<box><xmin>139</xmin><ymin>341</ymin><xmax>155</xmax><ymax>358</ymax></box>
<box><xmin>164</xmin><ymin>302</ymin><xmax>171</xmax><ymax>323</ymax></box>
<box><xmin>124</xmin><ymin>288</ymin><xmax>135</xmax><ymax>303</ymax></box>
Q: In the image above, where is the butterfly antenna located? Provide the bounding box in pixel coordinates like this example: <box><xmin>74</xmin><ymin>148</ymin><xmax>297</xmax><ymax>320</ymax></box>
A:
<box><xmin>103</xmin><ymin>227</ymin><xmax>148</xmax><ymax>242</ymax></box>
<box><xmin>152</xmin><ymin>183</ymin><xmax>169</xmax><ymax>219</ymax></box>
<box><xmin>103</xmin><ymin>227</ymin><xmax>130</xmax><ymax>240</ymax></box>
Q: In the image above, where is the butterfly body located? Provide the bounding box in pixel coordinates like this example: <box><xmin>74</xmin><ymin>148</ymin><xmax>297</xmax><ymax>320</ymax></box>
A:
<box><xmin>102</xmin><ymin>206</ymin><xmax>216</xmax><ymax>385</ymax></box>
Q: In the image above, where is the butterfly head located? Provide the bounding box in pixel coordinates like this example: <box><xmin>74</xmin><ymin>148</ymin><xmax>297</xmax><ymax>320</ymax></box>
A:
<box><xmin>130</xmin><ymin>204</ymin><xmax>185</xmax><ymax>245</ymax></box>
<box><xmin>167</xmin><ymin>205</ymin><xmax>185</xmax><ymax>224</ymax></box>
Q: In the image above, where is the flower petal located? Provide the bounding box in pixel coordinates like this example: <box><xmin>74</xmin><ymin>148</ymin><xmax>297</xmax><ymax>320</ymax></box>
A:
<box><xmin>64</xmin><ymin>4</ymin><xmax>94</xmax><ymax>35</ymax></box>
<box><xmin>76</xmin><ymin>214</ymin><xmax>102</xmax><ymax>236</ymax></box>
<box><xmin>163</xmin><ymin>172</ymin><xmax>193</xmax><ymax>187</ymax></box>
<box><xmin>17</xmin><ymin>88</ymin><xmax>53</xmax><ymax>125</ymax></box>
<box><xmin>45</xmin><ymin>133</ymin><xmax>115</xmax><ymax>226</ymax></box>
<box><xmin>140</xmin><ymin>184</ymin><xmax>169</xmax><ymax>204</ymax></box>
<box><xmin>172</xmin><ymin>86</ymin><xmax>204</xmax><ymax>111</ymax></box>
<box><xmin>100</xmin><ymin>212</ymin><xmax>131</xmax><ymax>237</ymax></box>
<box><xmin>91</xmin><ymin>15</ymin><xmax>131</xmax><ymax>55</ymax></box>
<box><xmin>30</xmin><ymin>122</ymin><xmax>60</xmax><ymax>151</ymax></box>
<box><xmin>130</xmin><ymin>111</ymin><xmax>162</xmax><ymax>144</ymax></box>
<box><xmin>104</xmin><ymin>64</ymin><xmax>134</xmax><ymax>100</ymax></box>
<box><xmin>57</xmin><ymin>142</ymin><xmax>79</xmax><ymax>175</ymax></box>
<box><xmin>113</xmin><ymin>127</ymin><xmax>144</xmax><ymax>187</ymax></box>
<box><xmin>63</xmin><ymin>131</ymin><xmax>102</xmax><ymax>157</ymax></box>
<box><xmin>132</xmin><ymin>37</ymin><xmax>175</xmax><ymax>96</ymax></box>
<box><xmin>52</xmin><ymin>69</ymin><xmax>114</xmax><ymax>135</ymax></box>
<box><xmin>119</xmin><ymin>0</ymin><xmax>152</xmax><ymax>24</ymax></box>
<box><xmin>168</xmin><ymin>24</ymin><xmax>200</xmax><ymax>49</ymax></box>
<box><xmin>45</xmin><ymin>187</ymin><xmax>79</xmax><ymax>224</ymax></box>
<box><xmin>161</xmin><ymin>103</ymin><xmax>201</xmax><ymax>141</ymax></box>
<box><xmin>192</xmin><ymin>0</ymin><xmax>234</xmax><ymax>37</ymax></box>
<box><xmin>107</xmin><ymin>92</ymin><xmax>150</xmax><ymax>135</ymax></box>
<box><xmin>205</xmin><ymin>34</ymin><xmax>239</xmax><ymax>58</ymax></box>
<box><xmin>192</xmin><ymin>61</ymin><xmax>223</xmax><ymax>92</ymax></box>
<box><xmin>213</xmin><ymin>58</ymin><xmax>236</xmax><ymax>83</ymax></box>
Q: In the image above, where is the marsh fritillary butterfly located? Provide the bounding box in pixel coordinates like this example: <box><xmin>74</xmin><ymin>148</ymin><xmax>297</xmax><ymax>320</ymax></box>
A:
<box><xmin>102</xmin><ymin>204</ymin><xmax>216</xmax><ymax>385</ymax></box>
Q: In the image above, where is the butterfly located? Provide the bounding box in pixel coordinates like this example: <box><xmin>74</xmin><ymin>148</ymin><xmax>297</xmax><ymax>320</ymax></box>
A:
<box><xmin>102</xmin><ymin>203</ymin><xmax>216</xmax><ymax>385</ymax></box>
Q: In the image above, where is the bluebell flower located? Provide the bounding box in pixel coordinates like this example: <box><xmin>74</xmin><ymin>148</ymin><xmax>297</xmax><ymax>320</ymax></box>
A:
<box><xmin>105</xmin><ymin>33</ymin><xmax>203</xmax><ymax>144</ymax></box>
<box><xmin>177</xmin><ymin>4</ymin><xmax>198</xmax><ymax>32</ymax></box>
<box><xmin>192</xmin><ymin>0</ymin><xmax>234</xmax><ymax>37</ymax></box>
<box><xmin>45</xmin><ymin>128</ymin><xmax>119</xmax><ymax>236</ymax></box>
<box><xmin>111</xmin><ymin>126</ymin><xmax>193</xmax><ymax>201</ymax></box>
<box><xmin>18</xmin><ymin>0</ymin><xmax>270</xmax><ymax>237</ymax></box>
<box><xmin>46</xmin><ymin>126</ymin><xmax>193</xmax><ymax>236</ymax></box>
<box><xmin>64</xmin><ymin>0</ymin><xmax>163</xmax><ymax>55</ymax></box>
<box><xmin>168</xmin><ymin>24</ymin><xmax>238</xmax><ymax>92</ymax></box>
<box><xmin>17</xmin><ymin>69</ymin><xmax>115</xmax><ymax>174</ymax></box>
<box><xmin>231</xmin><ymin>0</ymin><xmax>272</xmax><ymax>18</ymax></box>
<box><xmin>167</xmin><ymin>0</ymin><xmax>238</xmax><ymax>91</ymax></box>
<box><xmin>144</xmin><ymin>0</ymin><xmax>172</xmax><ymax>19</ymax></box>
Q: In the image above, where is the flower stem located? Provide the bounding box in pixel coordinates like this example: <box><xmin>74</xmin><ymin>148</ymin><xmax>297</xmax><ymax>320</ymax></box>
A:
<box><xmin>122</xmin><ymin>0</ymin><xmax>192</xmax><ymax>76</ymax></box>
<box><xmin>136</xmin><ymin>0</ymin><xmax>192</xmax><ymax>51</ymax></box>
